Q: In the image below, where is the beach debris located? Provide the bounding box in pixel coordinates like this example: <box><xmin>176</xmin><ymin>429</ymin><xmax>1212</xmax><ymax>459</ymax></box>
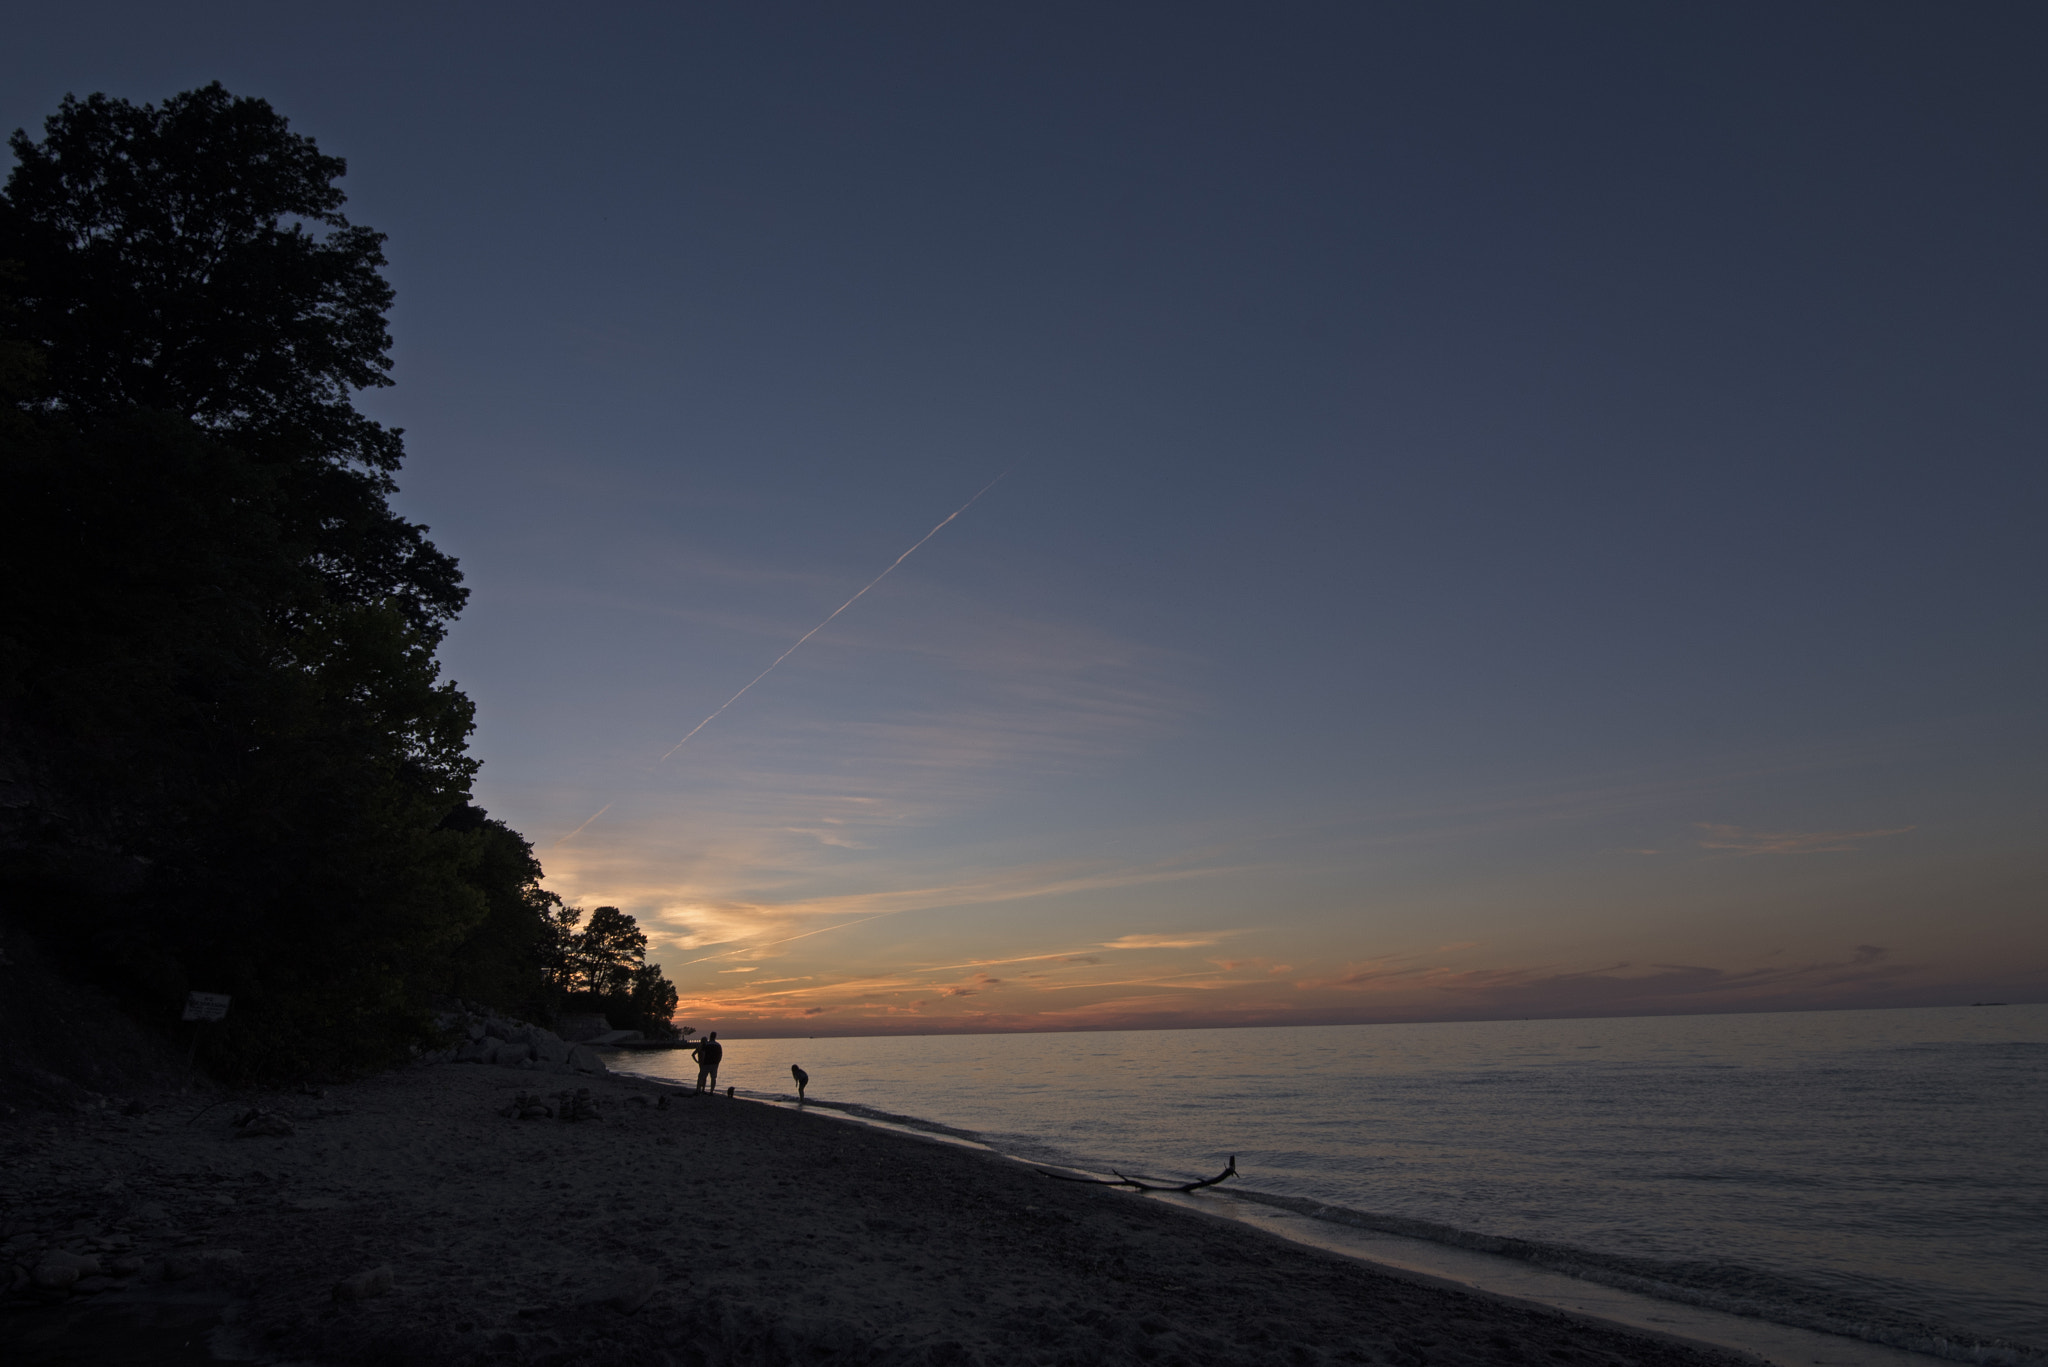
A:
<box><xmin>498</xmin><ymin>1092</ymin><xmax>555</xmax><ymax>1120</ymax></box>
<box><xmin>1037</xmin><ymin>1155</ymin><xmax>1240</xmax><ymax>1194</ymax></box>
<box><xmin>331</xmin><ymin>1264</ymin><xmax>394</xmax><ymax>1302</ymax></box>
<box><xmin>556</xmin><ymin>1088</ymin><xmax>601</xmax><ymax>1122</ymax></box>
<box><xmin>231</xmin><ymin>1107</ymin><xmax>296</xmax><ymax>1138</ymax></box>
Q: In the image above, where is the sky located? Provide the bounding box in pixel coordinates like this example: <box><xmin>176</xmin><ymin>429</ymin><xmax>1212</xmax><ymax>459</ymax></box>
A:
<box><xmin>8</xmin><ymin>2</ymin><xmax>2044</xmax><ymax>1036</ymax></box>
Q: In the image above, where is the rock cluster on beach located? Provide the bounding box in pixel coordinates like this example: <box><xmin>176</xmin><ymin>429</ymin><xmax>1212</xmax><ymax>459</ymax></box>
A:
<box><xmin>414</xmin><ymin>1005</ymin><xmax>613</xmax><ymax>1077</ymax></box>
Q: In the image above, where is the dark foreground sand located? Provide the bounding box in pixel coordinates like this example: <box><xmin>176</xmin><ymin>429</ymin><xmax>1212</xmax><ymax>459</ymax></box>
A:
<box><xmin>2</xmin><ymin>1065</ymin><xmax>1749</xmax><ymax>1367</ymax></box>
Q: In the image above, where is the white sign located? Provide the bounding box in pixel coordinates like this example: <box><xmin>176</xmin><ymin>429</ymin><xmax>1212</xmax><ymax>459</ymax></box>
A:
<box><xmin>182</xmin><ymin>992</ymin><xmax>231</xmax><ymax>1022</ymax></box>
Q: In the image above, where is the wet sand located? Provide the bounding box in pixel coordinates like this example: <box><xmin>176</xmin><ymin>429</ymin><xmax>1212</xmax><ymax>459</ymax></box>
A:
<box><xmin>2</xmin><ymin>1064</ymin><xmax>1751</xmax><ymax>1365</ymax></box>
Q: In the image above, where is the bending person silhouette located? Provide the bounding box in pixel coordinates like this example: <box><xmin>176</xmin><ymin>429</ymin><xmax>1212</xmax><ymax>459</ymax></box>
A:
<box><xmin>692</xmin><ymin>1032</ymin><xmax>723</xmax><ymax>1093</ymax></box>
<box><xmin>790</xmin><ymin>1063</ymin><xmax>809</xmax><ymax>1102</ymax></box>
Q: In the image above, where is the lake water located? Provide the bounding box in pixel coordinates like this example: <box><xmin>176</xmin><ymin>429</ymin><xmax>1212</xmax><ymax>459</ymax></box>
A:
<box><xmin>618</xmin><ymin>1005</ymin><xmax>2048</xmax><ymax>1364</ymax></box>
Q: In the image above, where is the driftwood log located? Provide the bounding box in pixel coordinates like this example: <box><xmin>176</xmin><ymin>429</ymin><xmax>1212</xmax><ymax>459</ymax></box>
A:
<box><xmin>1035</xmin><ymin>1155</ymin><xmax>1239</xmax><ymax>1193</ymax></box>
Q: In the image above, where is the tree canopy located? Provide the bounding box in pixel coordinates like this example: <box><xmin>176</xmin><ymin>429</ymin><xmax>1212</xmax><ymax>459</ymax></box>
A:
<box><xmin>1</xmin><ymin>83</ymin><xmax>461</xmax><ymax>643</ymax></box>
<box><xmin>0</xmin><ymin>85</ymin><xmax>675</xmax><ymax>1078</ymax></box>
<box><xmin>552</xmin><ymin>905</ymin><xmax>680</xmax><ymax>1039</ymax></box>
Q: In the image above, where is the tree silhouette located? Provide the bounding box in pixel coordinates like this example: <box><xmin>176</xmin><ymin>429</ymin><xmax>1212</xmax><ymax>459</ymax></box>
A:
<box><xmin>571</xmin><ymin>906</ymin><xmax>647</xmax><ymax>997</ymax></box>
<box><xmin>2</xmin><ymin>83</ymin><xmax>462</xmax><ymax>641</ymax></box>
<box><xmin>0</xmin><ymin>86</ymin><xmax>518</xmax><ymax>1078</ymax></box>
<box><xmin>548</xmin><ymin>905</ymin><xmax>677</xmax><ymax>1038</ymax></box>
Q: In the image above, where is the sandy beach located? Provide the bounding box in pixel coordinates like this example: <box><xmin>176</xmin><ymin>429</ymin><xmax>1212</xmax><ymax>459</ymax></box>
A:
<box><xmin>0</xmin><ymin>1062</ymin><xmax>1762</xmax><ymax>1367</ymax></box>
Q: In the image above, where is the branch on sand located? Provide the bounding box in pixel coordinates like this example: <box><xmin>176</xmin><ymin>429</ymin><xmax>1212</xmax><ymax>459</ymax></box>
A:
<box><xmin>1035</xmin><ymin>1156</ymin><xmax>1239</xmax><ymax>1194</ymax></box>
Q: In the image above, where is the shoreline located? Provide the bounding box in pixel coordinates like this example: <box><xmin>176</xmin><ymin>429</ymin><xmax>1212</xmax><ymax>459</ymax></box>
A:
<box><xmin>7</xmin><ymin>1064</ymin><xmax>1770</xmax><ymax>1366</ymax></box>
<box><xmin>701</xmin><ymin>1081</ymin><xmax>1963</xmax><ymax>1367</ymax></box>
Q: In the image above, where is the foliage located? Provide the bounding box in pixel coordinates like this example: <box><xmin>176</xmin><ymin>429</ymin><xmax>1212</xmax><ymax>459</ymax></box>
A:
<box><xmin>550</xmin><ymin>905</ymin><xmax>680</xmax><ymax>1039</ymax></box>
<box><xmin>0</xmin><ymin>85</ymin><xmax>672</xmax><ymax>1078</ymax></box>
<box><xmin>1</xmin><ymin>83</ymin><xmax>461</xmax><ymax>639</ymax></box>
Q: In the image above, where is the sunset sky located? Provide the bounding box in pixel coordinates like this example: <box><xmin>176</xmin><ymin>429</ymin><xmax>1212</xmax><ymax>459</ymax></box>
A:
<box><xmin>10</xmin><ymin>3</ymin><xmax>2044</xmax><ymax>1035</ymax></box>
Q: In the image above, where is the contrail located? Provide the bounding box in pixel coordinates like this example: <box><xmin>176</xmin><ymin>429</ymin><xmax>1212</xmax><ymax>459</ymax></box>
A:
<box><xmin>551</xmin><ymin>802</ymin><xmax>612</xmax><ymax>847</ymax></box>
<box><xmin>659</xmin><ymin>469</ymin><xmax>1009</xmax><ymax>763</ymax></box>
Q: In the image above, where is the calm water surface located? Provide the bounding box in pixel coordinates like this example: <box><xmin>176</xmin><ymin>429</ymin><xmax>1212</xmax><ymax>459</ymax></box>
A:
<box><xmin>623</xmin><ymin>1005</ymin><xmax>2047</xmax><ymax>1358</ymax></box>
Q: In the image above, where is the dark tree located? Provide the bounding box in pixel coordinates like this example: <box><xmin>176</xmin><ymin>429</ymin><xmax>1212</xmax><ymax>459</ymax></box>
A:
<box><xmin>623</xmin><ymin>963</ymin><xmax>682</xmax><ymax>1040</ymax></box>
<box><xmin>0</xmin><ymin>86</ymin><xmax>523</xmax><ymax>1079</ymax></box>
<box><xmin>571</xmin><ymin>906</ymin><xmax>649</xmax><ymax>998</ymax></box>
<box><xmin>437</xmin><ymin>806</ymin><xmax>576</xmax><ymax>1023</ymax></box>
<box><xmin>0</xmin><ymin>83</ymin><xmax>462</xmax><ymax>642</ymax></box>
<box><xmin>551</xmin><ymin>904</ymin><xmax>679</xmax><ymax>1039</ymax></box>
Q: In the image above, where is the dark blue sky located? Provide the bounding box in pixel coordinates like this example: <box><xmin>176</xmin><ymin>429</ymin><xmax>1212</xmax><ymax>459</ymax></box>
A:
<box><xmin>10</xmin><ymin>2</ymin><xmax>2043</xmax><ymax>1032</ymax></box>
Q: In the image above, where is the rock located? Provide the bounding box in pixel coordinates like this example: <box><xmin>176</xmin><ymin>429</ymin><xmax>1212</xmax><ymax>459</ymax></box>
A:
<box><xmin>558</xmin><ymin>1088</ymin><xmax>601</xmax><ymax>1122</ymax></box>
<box><xmin>30</xmin><ymin>1261</ymin><xmax>81</xmax><ymax>1290</ymax></box>
<box><xmin>566</xmin><ymin>1045</ymin><xmax>608</xmax><ymax>1075</ymax></box>
<box><xmin>129</xmin><ymin>1200</ymin><xmax>170</xmax><ymax>1224</ymax></box>
<box><xmin>332</xmin><ymin>1264</ymin><xmax>393</xmax><ymax>1301</ymax></box>
<box><xmin>72</xmin><ymin>1275</ymin><xmax>119</xmax><ymax>1294</ymax></box>
<box><xmin>453</xmin><ymin>1038</ymin><xmax>492</xmax><ymax>1063</ymax></box>
<box><xmin>534</xmin><ymin>1039</ymin><xmax>570</xmax><ymax>1065</ymax></box>
<box><xmin>120</xmin><ymin>1099</ymin><xmax>150</xmax><ymax>1116</ymax></box>
<box><xmin>110</xmin><ymin>1256</ymin><xmax>145</xmax><ymax>1276</ymax></box>
<box><xmin>483</xmin><ymin>1019</ymin><xmax>510</xmax><ymax>1041</ymax></box>
<box><xmin>498</xmin><ymin>1092</ymin><xmax>554</xmax><ymax>1120</ymax></box>
<box><xmin>233</xmin><ymin>1110</ymin><xmax>295</xmax><ymax>1138</ymax></box>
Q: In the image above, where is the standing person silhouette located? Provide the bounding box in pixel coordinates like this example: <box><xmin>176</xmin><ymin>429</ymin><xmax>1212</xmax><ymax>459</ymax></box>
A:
<box><xmin>692</xmin><ymin>1032</ymin><xmax>723</xmax><ymax>1094</ymax></box>
<box><xmin>790</xmin><ymin>1063</ymin><xmax>809</xmax><ymax>1102</ymax></box>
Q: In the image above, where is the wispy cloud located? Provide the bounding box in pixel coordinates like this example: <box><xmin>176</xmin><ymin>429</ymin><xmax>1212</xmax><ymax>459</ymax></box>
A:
<box><xmin>682</xmin><ymin>940</ymin><xmax>1966</xmax><ymax>1038</ymax></box>
<box><xmin>1295</xmin><ymin>943</ymin><xmax>1913</xmax><ymax>1011</ymax></box>
<box><xmin>551</xmin><ymin>836</ymin><xmax>1247</xmax><ymax>966</ymax></box>
<box><xmin>1100</xmin><ymin>932</ymin><xmax>1234</xmax><ymax>950</ymax></box>
<box><xmin>1695</xmin><ymin>823</ymin><xmax>1914</xmax><ymax>855</ymax></box>
<box><xmin>941</xmin><ymin>971</ymin><xmax>1003</xmax><ymax>998</ymax></box>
